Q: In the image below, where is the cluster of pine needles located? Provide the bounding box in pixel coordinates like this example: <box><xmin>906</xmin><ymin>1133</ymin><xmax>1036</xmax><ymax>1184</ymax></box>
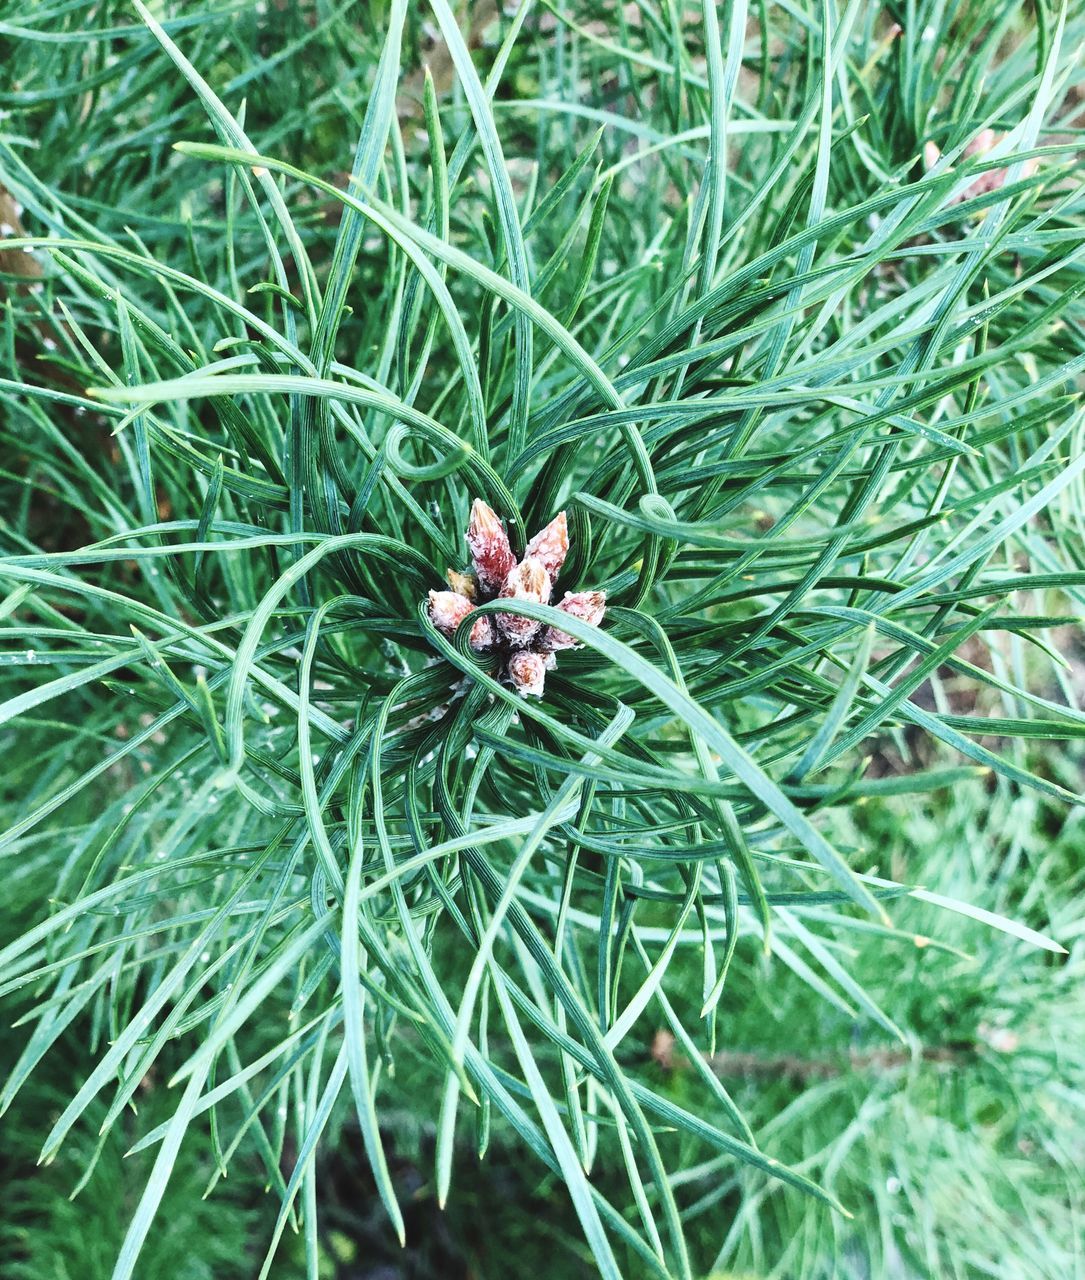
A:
<box><xmin>1</xmin><ymin>2</ymin><xmax>1084</xmax><ymax>1277</ymax></box>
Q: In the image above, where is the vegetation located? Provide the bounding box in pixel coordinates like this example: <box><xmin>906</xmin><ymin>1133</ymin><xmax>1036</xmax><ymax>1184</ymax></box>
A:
<box><xmin>0</xmin><ymin>2</ymin><xmax>1082</xmax><ymax>1277</ymax></box>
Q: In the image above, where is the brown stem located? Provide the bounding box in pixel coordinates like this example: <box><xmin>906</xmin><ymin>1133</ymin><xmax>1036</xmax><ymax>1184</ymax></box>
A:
<box><xmin>650</xmin><ymin>1029</ymin><xmax>974</xmax><ymax>1080</ymax></box>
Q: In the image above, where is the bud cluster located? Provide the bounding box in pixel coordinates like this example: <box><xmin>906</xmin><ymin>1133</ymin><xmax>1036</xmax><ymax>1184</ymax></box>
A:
<box><xmin>426</xmin><ymin>499</ymin><xmax>606</xmax><ymax>697</ymax></box>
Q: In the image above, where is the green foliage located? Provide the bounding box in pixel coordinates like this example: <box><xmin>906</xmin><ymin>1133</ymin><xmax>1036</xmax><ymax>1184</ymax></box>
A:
<box><xmin>0</xmin><ymin>1079</ymin><xmax>270</xmax><ymax>1280</ymax></box>
<box><xmin>1</xmin><ymin>2</ymin><xmax>1083</xmax><ymax>1277</ymax></box>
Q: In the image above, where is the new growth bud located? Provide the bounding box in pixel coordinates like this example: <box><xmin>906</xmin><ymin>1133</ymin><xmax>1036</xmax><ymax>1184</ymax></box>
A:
<box><xmin>428</xmin><ymin>589</ymin><xmax>474</xmax><ymax>633</ymax></box>
<box><xmin>539</xmin><ymin>590</ymin><xmax>607</xmax><ymax>651</ymax></box>
<box><xmin>468</xmin><ymin>615</ymin><xmax>494</xmax><ymax>652</ymax></box>
<box><xmin>428</xmin><ymin>590</ymin><xmax>493</xmax><ymax>653</ymax></box>
<box><xmin>446</xmin><ymin>569</ymin><xmax>478</xmax><ymax>601</ymax></box>
<box><xmin>507</xmin><ymin>650</ymin><xmax>547</xmax><ymax>697</ymax></box>
<box><xmin>466</xmin><ymin>499</ymin><xmax>516</xmax><ymax>594</ymax></box>
<box><xmin>497</xmin><ymin>557</ymin><xmax>551</xmax><ymax>648</ymax></box>
<box><xmin>523</xmin><ymin>511</ymin><xmax>569</xmax><ymax>580</ymax></box>
<box><xmin>924</xmin><ymin>128</ymin><xmax>1039</xmax><ymax>205</ymax></box>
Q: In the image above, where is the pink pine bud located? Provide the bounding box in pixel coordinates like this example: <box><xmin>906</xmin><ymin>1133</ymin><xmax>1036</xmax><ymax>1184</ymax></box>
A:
<box><xmin>466</xmin><ymin>499</ymin><xmax>516</xmax><ymax>594</ymax></box>
<box><xmin>926</xmin><ymin>130</ymin><xmax>1037</xmax><ymax>206</ymax></box>
<box><xmin>428</xmin><ymin>590</ymin><xmax>493</xmax><ymax>652</ymax></box>
<box><xmin>496</xmin><ymin>557</ymin><xmax>551</xmax><ymax>648</ymax></box>
<box><xmin>964</xmin><ymin>128</ymin><xmax>997</xmax><ymax>158</ymax></box>
<box><xmin>428</xmin><ymin>589</ymin><xmax>474</xmax><ymax>634</ymax></box>
<box><xmin>507</xmin><ymin>649</ymin><xmax>547</xmax><ymax>698</ymax></box>
<box><xmin>523</xmin><ymin>511</ymin><xmax>569</xmax><ymax>580</ymax></box>
<box><xmin>966</xmin><ymin>155</ymin><xmax>1038</xmax><ymax>198</ymax></box>
<box><xmin>468</xmin><ymin>615</ymin><xmax>494</xmax><ymax>652</ymax></box>
<box><xmin>539</xmin><ymin>589</ymin><xmax>606</xmax><ymax>651</ymax></box>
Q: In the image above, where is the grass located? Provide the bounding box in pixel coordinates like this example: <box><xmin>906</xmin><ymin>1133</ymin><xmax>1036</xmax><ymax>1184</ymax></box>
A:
<box><xmin>1</xmin><ymin>1</ymin><xmax>1084</xmax><ymax>1277</ymax></box>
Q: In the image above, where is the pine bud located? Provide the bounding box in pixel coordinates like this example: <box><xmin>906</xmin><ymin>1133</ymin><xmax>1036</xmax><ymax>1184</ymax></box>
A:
<box><xmin>466</xmin><ymin>499</ymin><xmax>516</xmax><ymax>594</ymax></box>
<box><xmin>428</xmin><ymin>589</ymin><xmax>474</xmax><ymax>634</ymax></box>
<box><xmin>965</xmin><ymin>127</ymin><xmax>997</xmax><ymax>158</ymax></box>
<box><xmin>539</xmin><ymin>589</ymin><xmax>606</xmax><ymax>651</ymax></box>
<box><xmin>468</xmin><ymin>615</ymin><xmax>494</xmax><ymax>652</ymax></box>
<box><xmin>446</xmin><ymin>569</ymin><xmax>478</xmax><ymax>601</ymax></box>
<box><xmin>925</xmin><ymin>129</ymin><xmax>1038</xmax><ymax>205</ymax></box>
<box><xmin>496</xmin><ymin>557</ymin><xmax>551</xmax><ymax>648</ymax></box>
<box><xmin>507</xmin><ymin>649</ymin><xmax>547</xmax><ymax>697</ymax></box>
<box><xmin>524</xmin><ymin>511</ymin><xmax>569</xmax><ymax>580</ymax></box>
